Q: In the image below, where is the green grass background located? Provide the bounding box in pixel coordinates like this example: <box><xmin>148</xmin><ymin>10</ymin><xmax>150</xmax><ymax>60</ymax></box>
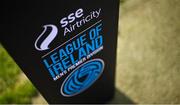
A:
<box><xmin>0</xmin><ymin>0</ymin><xmax>180</xmax><ymax>104</ymax></box>
<box><xmin>0</xmin><ymin>45</ymin><xmax>37</xmax><ymax>104</ymax></box>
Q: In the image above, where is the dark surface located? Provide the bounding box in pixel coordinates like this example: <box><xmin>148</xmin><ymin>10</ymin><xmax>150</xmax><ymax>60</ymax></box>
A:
<box><xmin>0</xmin><ymin>0</ymin><xmax>119</xmax><ymax>104</ymax></box>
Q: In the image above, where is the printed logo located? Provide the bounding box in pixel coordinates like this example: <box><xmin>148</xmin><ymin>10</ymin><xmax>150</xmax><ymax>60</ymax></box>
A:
<box><xmin>35</xmin><ymin>24</ymin><xmax>58</xmax><ymax>51</ymax></box>
<box><xmin>34</xmin><ymin>8</ymin><xmax>102</xmax><ymax>51</ymax></box>
<box><xmin>61</xmin><ymin>59</ymin><xmax>104</xmax><ymax>97</ymax></box>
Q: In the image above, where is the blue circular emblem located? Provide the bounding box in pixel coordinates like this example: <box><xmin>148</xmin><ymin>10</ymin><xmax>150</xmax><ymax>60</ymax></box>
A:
<box><xmin>61</xmin><ymin>59</ymin><xmax>104</xmax><ymax>97</ymax></box>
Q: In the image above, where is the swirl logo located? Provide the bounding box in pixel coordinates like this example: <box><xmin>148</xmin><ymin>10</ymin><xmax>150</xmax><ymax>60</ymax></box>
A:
<box><xmin>61</xmin><ymin>59</ymin><xmax>105</xmax><ymax>97</ymax></box>
<box><xmin>35</xmin><ymin>24</ymin><xmax>58</xmax><ymax>51</ymax></box>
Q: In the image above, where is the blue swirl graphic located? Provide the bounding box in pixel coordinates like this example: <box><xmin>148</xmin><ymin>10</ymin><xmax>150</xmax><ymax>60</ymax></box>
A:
<box><xmin>61</xmin><ymin>59</ymin><xmax>104</xmax><ymax>97</ymax></box>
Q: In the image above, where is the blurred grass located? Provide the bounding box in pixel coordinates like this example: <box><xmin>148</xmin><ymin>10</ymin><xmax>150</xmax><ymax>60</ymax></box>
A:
<box><xmin>120</xmin><ymin>0</ymin><xmax>125</xmax><ymax>3</ymax></box>
<box><xmin>0</xmin><ymin>45</ymin><xmax>37</xmax><ymax>104</ymax></box>
<box><xmin>0</xmin><ymin>80</ymin><xmax>37</xmax><ymax>104</ymax></box>
<box><xmin>0</xmin><ymin>45</ymin><xmax>20</xmax><ymax>92</ymax></box>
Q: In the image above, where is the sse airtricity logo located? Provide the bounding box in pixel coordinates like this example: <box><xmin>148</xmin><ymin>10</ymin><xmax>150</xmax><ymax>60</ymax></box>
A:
<box><xmin>61</xmin><ymin>59</ymin><xmax>104</xmax><ymax>97</ymax></box>
<box><xmin>34</xmin><ymin>24</ymin><xmax>58</xmax><ymax>51</ymax></box>
<box><xmin>34</xmin><ymin>8</ymin><xmax>101</xmax><ymax>51</ymax></box>
<box><xmin>34</xmin><ymin>8</ymin><xmax>84</xmax><ymax>51</ymax></box>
